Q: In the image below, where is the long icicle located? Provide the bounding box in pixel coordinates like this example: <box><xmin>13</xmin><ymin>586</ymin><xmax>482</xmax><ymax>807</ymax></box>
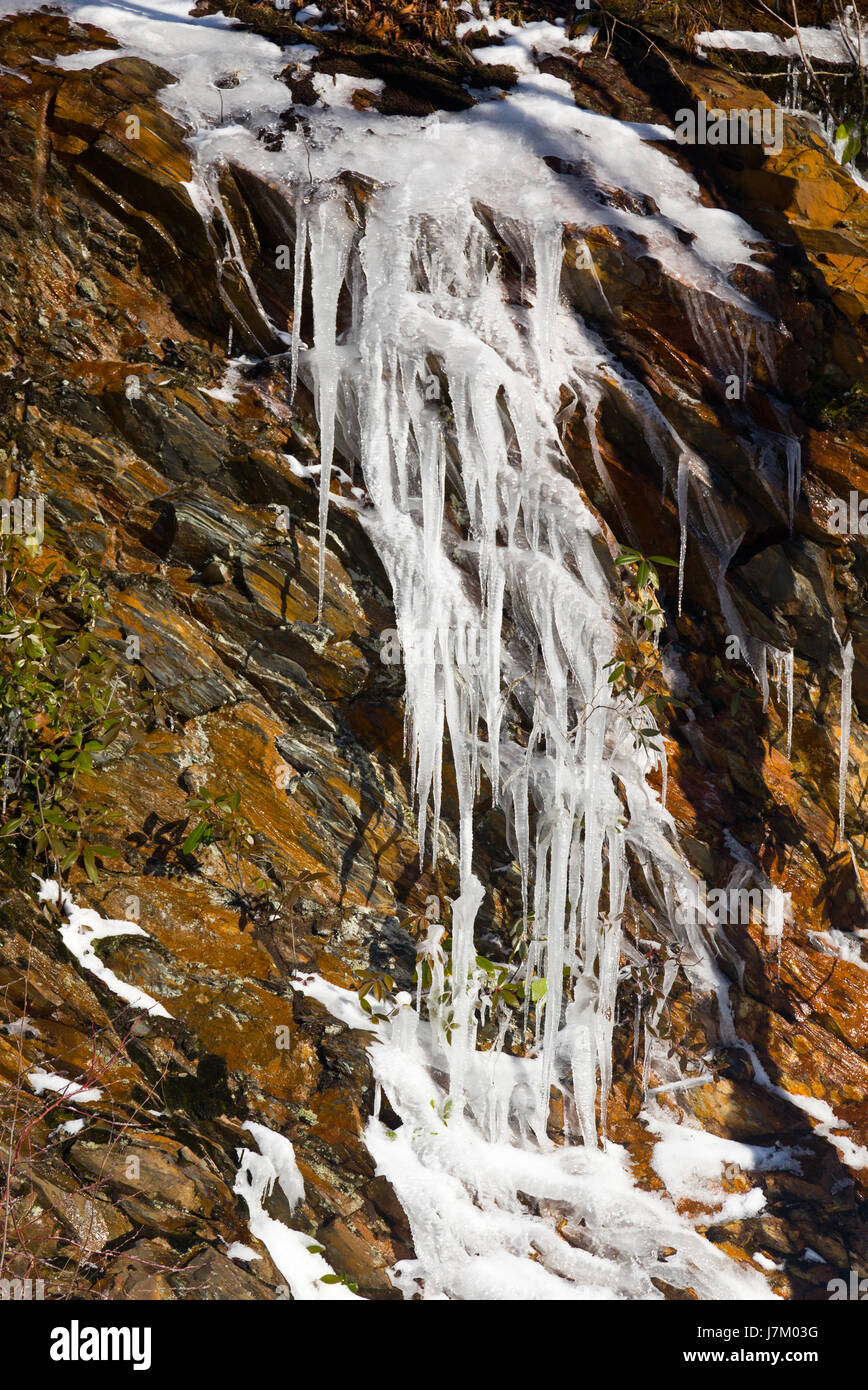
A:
<box><xmin>839</xmin><ymin>638</ymin><xmax>854</xmax><ymax>842</ymax></box>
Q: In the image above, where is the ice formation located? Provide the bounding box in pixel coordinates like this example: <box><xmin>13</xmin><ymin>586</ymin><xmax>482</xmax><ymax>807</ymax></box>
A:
<box><xmin>37</xmin><ymin>878</ymin><xmax>171</xmax><ymax>1019</ymax></box>
<box><xmin>839</xmin><ymin>637</ymin><xmax>855</xmax><ymax>841</ymax></box>
<box><xmin>233</xmin><ymin>1122</ymin><xmax>362</xmax><ymax>1299</ymax></box>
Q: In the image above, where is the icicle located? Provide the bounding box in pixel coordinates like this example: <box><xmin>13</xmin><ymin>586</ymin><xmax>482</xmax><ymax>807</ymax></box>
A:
<box><xmin>290</xmin><ymin>194</ymin><xmax>308</xmax><ymax>403</ymax></box>
<box><xmin>784</xmin><ymin>437</ymin><xmax>801</xmax><ymax>533</ymax></box>
<box><xmin>838</xmin><ymin>637</ymin><xmax>854</xmax><ymax>842</ymax></box>
<box><xmin>764</xmin><ymin>885</ymin><xmax>786</xmax><ymax>977</ymax></box>
<box><xmin>768</xmin><ymin>647</ymin><xmax>795</xmax><ymax>759</ymax></box>
<box><xmin>784</xmin><ymin>647</ymin><xmax>794</xmax><ymax>760</ymax></box>
<box><xmin>531</xmin><ymin>223</ymin><xmax>563</xmax><ymax>386</ymax></box>
<box><xmin>759</xmin><ymin>644</ymin><xmax>770</xmax><ymax>713</ymax></box>
<box><xmin>676</xmin><ymin>451</ymin><xmax>688</xmax><ymax>615</ymax></box>
<box><xmin>306</xmin><ymin>196</ymin><xmax>354</xmax><ymax>618</ymax></box>
<box><xmin>273</xmin><ymin>79</ymin><xmax>774</xmax><ymax>1199</ymax></box>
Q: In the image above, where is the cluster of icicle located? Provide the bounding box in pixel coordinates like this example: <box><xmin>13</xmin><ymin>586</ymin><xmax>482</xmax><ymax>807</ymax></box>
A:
<box><xmin>191</xmin><ymin>95</ymin><xmax>847</xmax><ymax>1301</ymax></box>
<box><xmin>284</xmin><ymin>183</ymin><xmax>783</xmax><ymax>1299</ymax></box>
<box><xmin>284</xmin><ymin>183</ymin><xmax>725</xmax><ymax>1142</ymax></box>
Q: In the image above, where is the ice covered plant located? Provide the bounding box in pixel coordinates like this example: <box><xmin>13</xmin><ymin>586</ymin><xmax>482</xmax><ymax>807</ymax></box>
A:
<box><xmin>599</xmin><ymin>549</ymin><xmax>682</xmax><ymax>752</ymax></box>
<box><xmin>357</xmin><ymin>968</ymin><xmax>399</xmax><ymax>1019</ymax></box>
<box><xmin>613</xmin><ymin>548</ymin><xmax>676</xmax><ymax>639</ymax></box>
<box><xmin>790</xmin><ymin>0</ymin><xmax>866</xmax><ymax>168</ymax></box>
<box><xmin>0</xmin><ymin>535</ymin><xmax>125</xmax><ymax>886</ymax></box>
<box><xmin>409</xmin><ymin>906</ymin><xmax>548</xmax><ymax>1043</ymax></box>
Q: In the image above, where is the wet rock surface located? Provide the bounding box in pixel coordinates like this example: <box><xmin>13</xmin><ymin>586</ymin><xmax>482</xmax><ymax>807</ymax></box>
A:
<box><xmin>0</xmin><ymin>1</ymin><xmax>867</xmax><ymax>1300</ymax></box>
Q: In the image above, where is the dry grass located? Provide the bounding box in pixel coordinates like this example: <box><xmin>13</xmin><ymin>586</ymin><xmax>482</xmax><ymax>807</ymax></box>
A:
<box><xmin>0</xmin><ymin>945</ymin><xmax>175</xmax><ymax>1299</ymax></box>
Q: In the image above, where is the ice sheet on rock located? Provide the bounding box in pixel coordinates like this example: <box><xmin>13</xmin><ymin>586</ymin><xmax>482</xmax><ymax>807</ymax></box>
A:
<box><xmin>3</xmin><ymin>0</ymin><xmax>766</xmax><ymax>308</ymax></box>
<box><xmin>715</xmin><ymin>974</ymin><xmax>868</xmax><ymax>1171</ymax></box>
<box><xmin>807</xmin><ymin>928</ymin><xmax>868</xmax><ymax>973</ymax></box>
<box><xmin>311</xmin><ymin>72</ymin><xmax>384</xmax><ymax>109</ymax></box>
<box><xmin>37</xmin><ymin>878</ymin><xmax>171</xmax><ymax>1018</ymax></box>
<box><xmin>3</xmin><ymin>1016</ymin><xmax>40</xmax><ymax>1038</ymax></box>
<box><xmin>233</xmin><ymin>1120</ymin><xmax>362</xmax><ymax>1300</ymax></box>
<box><xmin>27</xmin><ymin>1070</ymin><xmax>103</xmax><ymax>1103</ymax></box>
<box><xmin>696</xmin><ymin>26</ymin><xmax>864</xmax><ymax>65</ymax></box>
<box><xmin>224</xmin><ymin>1242</ymin><xmax>261</xmax><ymax>1262</ymax></box>
<box><xmin>464</xmin><ymin>14</ymin><xmax>598</xmax><ymax>69</ymax></box>
<box><xmin>60</xmin><ymin>1117</ymin><xmax>88</xmax><ymax>1135</ymax></box>
<box><xmin>644</xmin><ymin>1110</ymin><xmax>803</xmax><ymax>1221</ymax></box>
<box><xmin>289</xmin><ymin>971</ymin><xmax>380</xmax><ymax>1030</ymax></box>
<box><xmin>364</xmin><ymin>1000</ymin><xmax>776</xmax><ymax>1300</ymax></box>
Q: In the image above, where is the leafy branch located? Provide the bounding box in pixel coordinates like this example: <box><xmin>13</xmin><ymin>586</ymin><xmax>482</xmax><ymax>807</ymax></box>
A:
<box><xmin>0</xmin><ymin>536</ymin><xmax>128</xmax><ymax>887</ymax></box>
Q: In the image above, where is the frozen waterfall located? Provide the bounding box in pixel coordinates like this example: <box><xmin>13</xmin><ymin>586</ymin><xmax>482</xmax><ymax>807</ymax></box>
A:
<box><xmin>23</xmin><ymin>0</ymin><xmax>792</xmax><ymax>1299</ymax></box>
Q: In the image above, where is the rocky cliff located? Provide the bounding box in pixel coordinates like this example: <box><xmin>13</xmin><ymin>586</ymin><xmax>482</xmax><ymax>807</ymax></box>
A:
<box><xmin>1</xmin><ymin>0</ymin><xmax>868</xmax><ymax>1301</ymax></box>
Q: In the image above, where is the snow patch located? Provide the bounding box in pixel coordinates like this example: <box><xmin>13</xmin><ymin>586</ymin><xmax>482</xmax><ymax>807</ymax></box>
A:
<box><xmin>37</xmin><ymin>879</ymin><xmax>171</xmax><ymax>1019</ymax></box>
<box><xmin>27</xmin><ymin>1070</ymin><xmax>102</xmax><ymax>1104</ymax></box>
<box><xmin>233</xmin><ymin>1120</ymin><xmax>362</xmax><ymax>1299</ymax></box>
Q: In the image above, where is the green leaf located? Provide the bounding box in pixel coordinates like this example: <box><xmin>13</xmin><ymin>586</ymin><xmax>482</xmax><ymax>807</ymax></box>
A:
<box><xmin>648</xmin><ymin>555</ymin><xmax>678</xmax><ymax>566</ymax></box>
<box><xmin>181</xmin><ymin>820</ymin><xmax>209</xmax><ymax>855</ymax></box>
<box><xmin>838</xmin><ymin>122</ymin><xmax>863</xmax><ymax>165</ymax></box>
<box><xmin>530</xmin><ymin>977</ymin><xmax>548</xmax><ymax>1003</ymax></box>
<box><xmin>82</xmin><ymin>847</ymin><xmax>99</xmax><ymax>884</ymax></box>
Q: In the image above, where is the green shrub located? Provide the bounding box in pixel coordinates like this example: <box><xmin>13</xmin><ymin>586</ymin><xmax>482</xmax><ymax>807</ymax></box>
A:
<box><xmin>0</xmin><ymin>535</ymin><xmax>125</xmax><ymax>886</ymax></box>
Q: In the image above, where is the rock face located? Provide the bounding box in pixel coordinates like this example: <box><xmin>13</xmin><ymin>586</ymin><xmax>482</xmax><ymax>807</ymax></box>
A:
<box><xmin>1</xmin><ymin>0</ymin><xmax>868</xmax><ymax>1301</ymax></box>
